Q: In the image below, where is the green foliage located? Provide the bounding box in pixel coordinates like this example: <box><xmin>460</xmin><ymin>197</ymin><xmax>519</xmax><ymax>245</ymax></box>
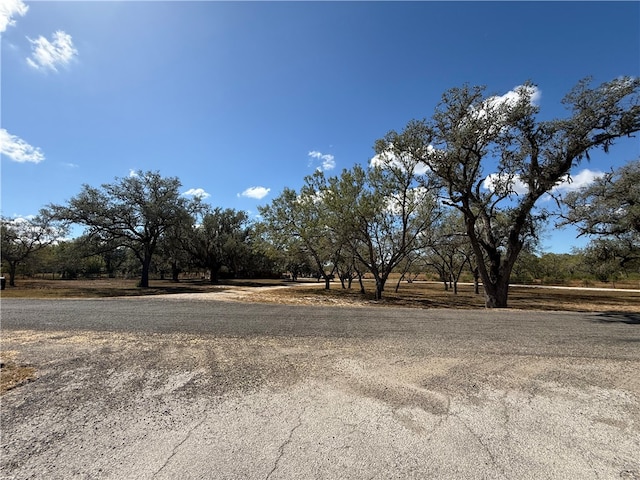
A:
<box><xmin>184</xmin><ymin>207</ymin><xmax>251</xmax><ymax>283</ymax></box>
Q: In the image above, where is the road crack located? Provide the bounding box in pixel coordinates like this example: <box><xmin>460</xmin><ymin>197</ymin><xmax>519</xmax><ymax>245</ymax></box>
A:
<box><xmin>265</xmin><ymin>406</ymin><xmax>307</xmax><ymax>480</ymax></box>
<box><xmin>453</xmin><ymin>413</ymin><xmax>507</xmax><ymax>479</ymax></box>
<box><xmin>152</xmin><ymin>417</ymin><xmax>207</xmax><ymax>478</ymax></box>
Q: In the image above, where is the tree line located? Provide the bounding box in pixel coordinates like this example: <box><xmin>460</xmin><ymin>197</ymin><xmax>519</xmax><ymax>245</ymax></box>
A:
<box><xmin>2</xmin><ymin>77</ymin><xmax>639</xmax><ymax>307</ymax></box>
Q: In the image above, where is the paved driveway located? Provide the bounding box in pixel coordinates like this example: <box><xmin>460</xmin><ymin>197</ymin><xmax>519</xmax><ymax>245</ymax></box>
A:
<box><xmin>1</xmin><ymin>298</ymin><xmax>639</xmax><ymax>479</ymax></box>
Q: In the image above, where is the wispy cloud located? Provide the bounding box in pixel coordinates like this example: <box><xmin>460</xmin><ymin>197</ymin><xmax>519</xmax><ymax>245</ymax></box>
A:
<box><xmin>27</xmin><ymin>30</ymin><xmax>78</xmax><ymax>72</ymax></box>
<box><xmin>239</xmin><ymin>186</ymin><xmax>270</xmax><ymax>200</ymax></box>
<box><xmin>183</xmin><ymin>188</ymin><xmax>211</xmax><ymax>199</ymax></box>
<box><xmin>308</xmin><ymin>150</ymin><xmax>336</xmax><ymax>171</ymax></box>
<box><xmin>0</xmin><ymin>0</ymin><xmax>28</xmax><ymax>33</ymax></box>
<box><xmin>0</xmin><ymin>128</ymin><xmax>45</xmax><ymax>163</ymax></box>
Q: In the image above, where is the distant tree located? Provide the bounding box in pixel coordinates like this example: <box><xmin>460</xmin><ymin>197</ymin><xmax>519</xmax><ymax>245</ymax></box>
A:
<box><xmin>253</xmin><ymin>230</ymin><xmax>312</xmax><ymax>281</ymax></box>
<box><xmin>1</xmin><ymin>211</ymin><xmax>67</xmax><ymax>286</ymax></box>
<box><xmin>394</xmin><ymin>249</ymin><xmax>429</xmax><ymax>293</ymax></box>
<box><xmin>259</xmin><ymin>174</ymin><xmax>340</xmax><ymax>290</ymax></box>
<box><xmin>428</xmin><ymin>209</ymin><xmax>473</xmax><ymax>294</ymax></box>
<box><xmin>234</xmin><ymin>226</ymin><xmax>280</xmax><ymax>278</ymax></box>
<box><xmin>63</xmin><ymin>234</ymin><xmax>129</xmax><ymax>279</ymax></box>
<box><xmin>579</xmin><ymin>239</ymin><xmax>631</xmax><ymax>286</ymax></box>
<box><xmin>537</xmin><ymin>253</ymin><xmax>579</xmax><ymax>284</ymax></box>
<box><xmin>510</xmin><ymin>250</ymin><xmax>540</xmax><ymax>284</ymax></box>
<box><xmin>155</xmin><ymin>207</ymin><xmax>195</xmax><ymax>282</ymax></box>
<box><xmin>49</xmin><ymin>171</ymin><xmax>199</xmax><ymax>288</ymax></box>
<box><xmin>184</xmin><ymin>207</ymin><xmax>250</xmax><ymax>284</ymax></box>
<box><xmin>379</xmin><ymin>76</ymin><xmax>640</xmax><ymax>307</ymax></box>
<box><xmin>49</xmin><ymin>239</ymin><xmax>91</xmax><ymax>279</ymax></box>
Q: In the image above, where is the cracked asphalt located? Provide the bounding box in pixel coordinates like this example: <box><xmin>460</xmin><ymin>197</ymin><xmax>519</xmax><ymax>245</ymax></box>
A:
<box><xmin>1</xmin><ymin>297</ymin><xmax>639</xmax><ymax>479</ymax></box>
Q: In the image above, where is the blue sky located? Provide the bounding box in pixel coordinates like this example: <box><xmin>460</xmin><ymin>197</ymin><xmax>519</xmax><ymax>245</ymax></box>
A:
<box><xmin>1</xmin><ymin>1</ymin><xmax>639</xmax><ymax>253</ymax></box>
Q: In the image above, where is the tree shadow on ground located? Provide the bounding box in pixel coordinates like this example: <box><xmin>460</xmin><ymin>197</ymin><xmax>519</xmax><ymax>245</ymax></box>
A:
<box><xmin>593</xmin><ymin>312</ymin><xmax>640</xmax><ymax>325</ymax></box>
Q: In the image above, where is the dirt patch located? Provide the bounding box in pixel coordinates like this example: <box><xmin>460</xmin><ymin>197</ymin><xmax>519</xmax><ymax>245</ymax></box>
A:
<box><xmin>2</xmin><ymin>278</ymin><xmax>639</xmax><ymax>313</ymax></box>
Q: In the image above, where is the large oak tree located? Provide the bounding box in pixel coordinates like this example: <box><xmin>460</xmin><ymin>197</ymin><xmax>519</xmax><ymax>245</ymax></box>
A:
<box><xmin>50</xmin><ymin>171</ymin><xmax>199</xmax><ymax>288</ymax></box>
<box><xmin>378</xmin><ymin>77</ymin><xmax>640</xmax><ymax>307</ymax></box>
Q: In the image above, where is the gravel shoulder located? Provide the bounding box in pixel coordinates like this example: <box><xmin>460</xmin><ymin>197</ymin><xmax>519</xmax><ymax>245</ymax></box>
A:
<box><xmin>1</xmin><ymin>298</ymin><xmax>639</xmax><ymax>479</ymax></box>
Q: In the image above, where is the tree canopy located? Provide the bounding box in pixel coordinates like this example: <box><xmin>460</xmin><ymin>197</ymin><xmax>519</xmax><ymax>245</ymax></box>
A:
<box><xmin>563</xmin><ymin>159</ymin><xmax>640</xmax><ymax>238</ymax></box>
<box><xmin>563</xmin><ymin>159</ymin><xmax>640</xmax><ymax>274</ymax></box>
<box><xmin>49</xmin><ymin>170</ymin><xmax>200</xmax><ymax>287</ymax></box>
<box><xmin>377</xmin><ymin>76</ymin><xmax>640</xmax><ymax>307</ymax></box>
<box><xmin>1</xmin><ymin>212</ymin><xmax>67</xmax><ymax>286</ymax></box>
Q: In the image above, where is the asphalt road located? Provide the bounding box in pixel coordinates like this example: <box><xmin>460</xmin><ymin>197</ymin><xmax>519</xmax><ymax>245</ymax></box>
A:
<box><xmin>1</xmin><ymin>298</ymin><xmax>639</xmax><ymax>479</ymax></box>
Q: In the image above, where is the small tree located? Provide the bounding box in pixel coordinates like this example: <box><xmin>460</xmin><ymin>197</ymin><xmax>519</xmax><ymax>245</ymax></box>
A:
<box><xmin>1</xmin><ymin>212</ymin><xmax>67</xmax><ymax>286</ymax></box>
<box><xmin>429</xmin><ymin>209</ymin><xmax>473</xmax><ymax>294</ymax></box>
<box><xmin>259</xmin><ymin>175</ymin><xmax>340</xmax><ymax>290</ymax></box>
<box><xmin>324</xmin><ymin>159</ymin><xmax>440</xmax><ymax>300</ymax></box>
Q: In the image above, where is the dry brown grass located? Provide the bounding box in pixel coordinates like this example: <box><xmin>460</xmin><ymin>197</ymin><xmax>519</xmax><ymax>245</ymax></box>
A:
<box><xmin>0</xmin><ymin>278</ymin><xmax>286</xmax><ymax>299</ymax></box>
<box><xmin>2</xmin><ymin>277</ymin><xmax>638</xmax><ymax>313</ymax></box>
<box><xmin>249</xmin><ymin>281</ymin><xmax>640</xmax><ymax>313</ymax></box>
<box><xmin>0</xmin><ymin>351</ymin><xmax>36</xmax><ymax>395</ymax></box>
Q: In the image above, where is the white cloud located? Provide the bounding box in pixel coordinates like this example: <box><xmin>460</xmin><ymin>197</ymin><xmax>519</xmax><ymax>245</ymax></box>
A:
<box><xmin>487</xmin><ymin>84</ymin><xmax>541</xmax><ymax>110</ymax></box>
<box><xmin>128</xmin><ymin>169</ymin><xmax>139</xmax><ymax>177</ymax></box>
<box><xmin>27</xmin><ymin>30</ymin><xmax>78</xmax><ymax>72</ymax></box>
<box><xmin>239</xmin><ymin>186</ymin><xmax>270</xmax><ymax>200</ymax></box>
<box><xmin>483</xmin><ymin>173</ymin><xmax>529</xmax><ymax>195</ymax></box>
<box><xmin>308</xmin><ymin>150</ymin><xmax>336</xmax><ymax>171</ymax></box>
<box><xmin>384</xmin><ymin>186</ymin><xmax>433</xmax><ymax>215</ymax></box>
<box><xmin>0</xmin><ymin>128</ymin><xmax>45</xmax><ymax>163</ymax></box>
<box><xmin>370</xmin><ymin>145</ymin><xmax>431</xmax><ymax>176</ymax></box>
<box><xmin>483</xmin><ymin>168</ymin><xmax>604</xmax><ymax>198</ymax></box>
<box><xmin>0</xmin><ymin>0</ymin><xmax>28</xmax><ymax>33</ymax></box>
<box><xmin>552</xmin><ymin>169</ymin><xmax>604</xmax><ymax>194</ymax></box>
<box><xmin>470</xmin><ymin>85</ymin><xmax>541</xmax><ymax>132</ymax></box>
<box><xmin>183</xmin><ymin>188</ymin><xmax>211</xmax><ymax>199</ymax></box>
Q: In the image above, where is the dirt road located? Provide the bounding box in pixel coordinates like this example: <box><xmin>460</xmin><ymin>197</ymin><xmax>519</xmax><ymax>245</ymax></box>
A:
<box><xmin>1</xmin><ymin>298</ymin><xmax>639</xmax><ymax>479</ymax></box>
